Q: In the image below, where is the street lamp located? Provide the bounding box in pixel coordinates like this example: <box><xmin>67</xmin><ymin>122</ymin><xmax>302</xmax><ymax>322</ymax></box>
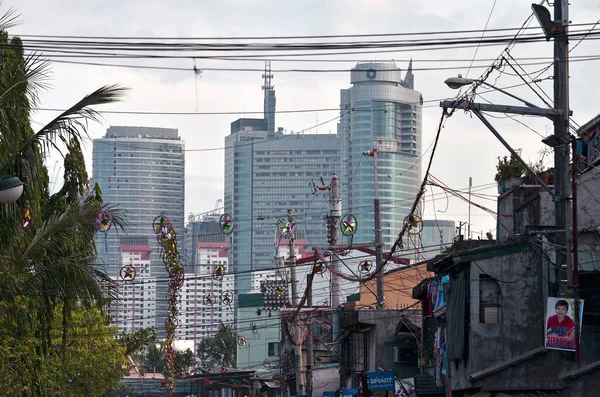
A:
<box><xmin>440</xmin><ymin>76</ymin><xmax>557</xmax><ymax>198</ymax></box>
<box><xmin>0</xmin><ymin>175</ymin><xmax>24</xmax><ymax>203</ymax></box>
<box><xmin>444</xmin><ymin>75</ymin><xmax>539</xmax><ymax>108</ymax></box>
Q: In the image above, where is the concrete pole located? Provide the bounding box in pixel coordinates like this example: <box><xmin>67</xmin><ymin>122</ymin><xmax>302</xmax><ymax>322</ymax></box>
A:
<box><xmin>288</xmin><ymin>209</ymin><xmax>304</xmax><ymax>396</ymax></box>
<box><xmin>306</xmin><ymin>274</ymin><xmax>314</xmax><ymax>395</ymax></box>
<box><xmin>373</xmin><ymin>151</ymin><xmax>384</xmax><ymax>309</ymax></box>
<box><xmin>329</xmin><ymin>173</ymin><xmax>341</xmax><ymax>357</ymax></box>
<box><xmin>467</xmin><ymin>177</ymin><xmax>472</xmax><ymax>240</ymax></box>
<box><xmin>553</xmin><ymin>0</ymin><xmax>573</xmax><ymax>292</ymax></box>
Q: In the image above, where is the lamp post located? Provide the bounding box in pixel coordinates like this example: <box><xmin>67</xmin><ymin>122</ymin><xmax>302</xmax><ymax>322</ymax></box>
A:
<box><xmin>444</xmin><ymin>76</ymin><xmax>539</xmax><ymax>108</ymax></box>
<box><xmin>0</xmin><ymin>176</ymin><xmax>24</xmax><ymax>203</ymax></box>
<box><xmin>441</xmin><ymin>79</ymin><xmax>557</xmax><ymax>197</ymax></box>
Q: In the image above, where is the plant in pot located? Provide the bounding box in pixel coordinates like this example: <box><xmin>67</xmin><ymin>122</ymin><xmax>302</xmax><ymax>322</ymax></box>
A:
<box><xmin>528</xmin><ymin>147</ymin><xmax>553</xmax><ymax>185</ymax></box>
<box><xmin>495</xmin><ymin>153</ymin><xmax>526</xmax><ymax>192</ymax></box>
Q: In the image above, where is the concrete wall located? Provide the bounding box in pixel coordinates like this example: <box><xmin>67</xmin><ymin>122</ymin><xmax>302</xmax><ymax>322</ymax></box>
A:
<box><xmin>357</xmin><ymin>310</ymin><xmax>405</xmax><ymax>372</ymax></box>
<box><xmin>236</xmin><ymin>299</ymin><xmax>280</xmax><ymax>370</ymax></box>
<box><xmin>452</xmin><ymin>248</ymin><xmax>546</xmax><ymax>391</ymax></box>
<box><xmin>539</xmin><ymin>164</ymin><xmax>600</xmax><ymax>228</ymax></box>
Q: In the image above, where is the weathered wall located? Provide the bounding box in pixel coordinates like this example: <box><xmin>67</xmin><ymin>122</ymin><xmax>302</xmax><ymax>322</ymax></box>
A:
<box><xmin>539</xmin><ymin>164</ymin><xmax>600</xmax><ymax>228</ymax></box>
<box><xmin>452</xmin><ymin>248</ymin><xmax>546</xmax><ymax>391</ymax></box>
<box><xmin>497</xmin><ymin>190</ymin><xmax>515</xmax><ymax>243</ymax></box>
<box><xmin>358</xmin><ymin>310</ymin><xmax>405</xmax><ymax>372</ymax></box>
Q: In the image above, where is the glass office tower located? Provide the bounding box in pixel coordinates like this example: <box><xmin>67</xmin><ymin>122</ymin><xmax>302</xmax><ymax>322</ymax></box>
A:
<box><xmin>224</xmin><ymin>120</ymin><xmax>339</xmax><ymax>293</ymax></box>
<box><xmin>339</xmin><ymin>62</ymin><xmax>423</xmax><ymax>250</ymax></box>
<box><xmin>92</xmin><ymin>126</ymin><xmax>185</xmax><ymax>336</ymax></box>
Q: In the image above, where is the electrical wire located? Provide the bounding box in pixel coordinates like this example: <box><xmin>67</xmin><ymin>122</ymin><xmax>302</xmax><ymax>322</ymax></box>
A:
<box><xmin>465</xmin><ymin>0</ymin><xmax>498</xmax><ymax>78</ymax></box>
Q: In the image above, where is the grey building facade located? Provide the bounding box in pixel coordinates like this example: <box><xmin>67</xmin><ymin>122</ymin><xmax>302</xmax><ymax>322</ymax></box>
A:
<box><xmin>224</xmin><ymin>119</ymin><xmax>339</xmax><ymax>293</ymax></box>
<box><xmin>339</xmin><ymin>61</ymin><xmax>423</xmax><ymax>249</ymax></box>
<box><xmin>92</xmin><ymin>126</ymin><xmax>185</xmax><ymax>336</ymax></box>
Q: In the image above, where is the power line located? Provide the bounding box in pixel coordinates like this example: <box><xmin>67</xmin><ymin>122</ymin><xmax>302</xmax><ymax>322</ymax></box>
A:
<box><xmin>15</xmin><ymin>22</ymin><xmax>599</xmax><ymax>41</ymax></box>
<box><xmin>465</xmin><ymin>0</ymin><xmax>498</xmax><ymax>78</ymax></box>
<box><xmin>21</xmin><ymin>54</ymin><xmax>600</xmax><ymax>73</ymax></box>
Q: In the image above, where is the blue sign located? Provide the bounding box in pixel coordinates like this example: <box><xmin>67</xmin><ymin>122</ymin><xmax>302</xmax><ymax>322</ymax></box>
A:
<box><xmin>341</xmin><ymin>388</ymin><xmax>358</xmax><ymax>397</ymax></box>
<box><xmin>367</xmin><ymin>371</ymin><xmax>395</xmax><ymax>392</ymax></box>
<box><xmin>323</xmin><ymin>392</ymin><xmax>336</xmax><ymax>397</ymax></box>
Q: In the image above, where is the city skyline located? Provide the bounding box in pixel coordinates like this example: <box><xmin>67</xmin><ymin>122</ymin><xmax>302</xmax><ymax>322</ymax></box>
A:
<box><xmin>20</xmin><ymin>0</ymin><xmax>600</xmax><ymax>244</ymax></box>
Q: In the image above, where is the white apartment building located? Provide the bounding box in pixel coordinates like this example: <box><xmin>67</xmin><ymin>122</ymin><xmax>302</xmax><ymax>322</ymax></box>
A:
<box><xmin>111</xmin><ymin>245</ymin><xmax>157</xmax><ymax>333</ymax></box>
<box><xmin>176</xmin><ymin>242</ymin><xmax>234</xmax><ymax>341</ymax></box>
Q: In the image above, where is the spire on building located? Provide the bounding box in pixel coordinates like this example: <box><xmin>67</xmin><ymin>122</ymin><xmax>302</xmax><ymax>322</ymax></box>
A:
<box><xmin>262</xmin><ymin>61</ymin><xmax>276</xmax><ymax>136</ymax></box>
<box><xmin>404</xmin><ymin>59</ymin><xmax>414</xmax><ymax>90</ymax></box>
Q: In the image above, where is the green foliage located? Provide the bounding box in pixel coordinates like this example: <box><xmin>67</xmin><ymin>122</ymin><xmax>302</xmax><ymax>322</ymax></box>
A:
<box><xmin>42</xmin><ymin>305</ymin><xmax>128</xmax><ymax>397</ymax></box>
<box><xmin>142</xmin><ymin>344</ymin><xmax>195</xmax><ymax>377</ymax></box>
<box><xmin>196</xmin><ymin>325</ymin><xmax>237</xmax><ymax>369</ymax></box>
<box><xmin>494</xmin><ymin>153</ymin><xmax>527</xmax><ymax>185</ymax></box>
<box><xmin>143</xmin><ymin>343</ymin><xmax>166</xmax><ymax>374</ymax></box>
<box><xmin>174</xmin><ymin>349</ymin><xmax>195</xmax><ymax>377</ymax></box>
<box><xmin>0</xmin><ymin>9</ymin><xmax>127</xmax><ymax>395</ymax></box>
<box><xmin>117</xmin><ymin>326</ymin><xmax>158</xmax><ymax>356</ymax></box>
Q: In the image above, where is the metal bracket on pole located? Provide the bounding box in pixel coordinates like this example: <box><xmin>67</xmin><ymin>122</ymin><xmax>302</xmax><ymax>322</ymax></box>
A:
<box><xmin>439</xmin><ymin>99</ymin><xmax>571</xmax><ymax>120</ymax></box>
<box><xmin>470</xmin><ymin>109</ymin><xmax>556</xmax><ymax>198</ymax></box>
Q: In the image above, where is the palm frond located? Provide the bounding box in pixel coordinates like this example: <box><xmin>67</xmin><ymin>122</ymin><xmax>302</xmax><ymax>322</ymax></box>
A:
<box><xmin>22</xmin><ymin>52</ymin><xmax>52</xmax><ymax>107</ymax></box>
<box><xmin>32</xmin><ymin>84</ymin><xmax>128</xmax><ymax>157</ymax></box>
<box><xmin>0</xmin><ymin>7</ymin><xmax>21</xmax><ymax>31</ymax></box>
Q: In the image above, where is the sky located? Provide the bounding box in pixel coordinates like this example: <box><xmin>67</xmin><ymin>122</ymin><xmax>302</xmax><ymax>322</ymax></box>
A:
<box><xmin>14</xmin><ymin>0</ymin><xmax>600</xmax><ymax>240</ymax></box>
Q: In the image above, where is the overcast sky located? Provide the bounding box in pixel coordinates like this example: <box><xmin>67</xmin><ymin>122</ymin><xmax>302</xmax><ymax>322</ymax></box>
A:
<box><xmin>14</xmin><ymin>0</ymin><xmax>600</xmax><ymax>239</ymax></box>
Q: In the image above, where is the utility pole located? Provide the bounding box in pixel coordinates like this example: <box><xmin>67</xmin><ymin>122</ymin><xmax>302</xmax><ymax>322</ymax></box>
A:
<box><xmin>327</xmin><ymin>173</ymin><xmax>342</xmax><ymax>358</ymax></box>
<box><xmin>317</xmin><ymin>173</ymin><xmax>342</xmax><ymax>359</ymax></box>
<box><xmin>363</xmin><ymin>149</ymin><xmax>384</xmax><ymax>309</ymax></box>
<box><xmin>288</xmin><ymin>209</ymin><xmax>304</xmax><ymax>396</ymax></box>
<box><xmin>306</xmin><ymin>268</ymin><xmax>314</xmax><ymax>395</ymax></box>
<box><xmin>553</xmin><ymin>0</ymin><xmax>573</xmax><ymax>293</ymax></box>
<box><xmin>467</xmin><ymin>177</ymin><xmax>472</xmax><ymax>240</ymax></box>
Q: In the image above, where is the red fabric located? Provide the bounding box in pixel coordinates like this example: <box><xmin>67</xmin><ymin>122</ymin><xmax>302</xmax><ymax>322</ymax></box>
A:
<box><xmin>546</xmin><ymin>315</ymin><xmax>575</xmax><ymax>336</ymax></box>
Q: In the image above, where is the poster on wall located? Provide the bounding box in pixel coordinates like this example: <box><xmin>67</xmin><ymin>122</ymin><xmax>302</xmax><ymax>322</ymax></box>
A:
<box><xmin>545</xmin><ymin>297</ymin><xmax>584</xmax><ymax>351</ymax></box>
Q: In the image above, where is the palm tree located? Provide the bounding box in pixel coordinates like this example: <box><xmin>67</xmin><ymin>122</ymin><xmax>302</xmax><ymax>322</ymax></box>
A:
<box><xmin>0</xmin><ymin>9</ymin><xmax>128</xmax><ymax>395</ymax></box>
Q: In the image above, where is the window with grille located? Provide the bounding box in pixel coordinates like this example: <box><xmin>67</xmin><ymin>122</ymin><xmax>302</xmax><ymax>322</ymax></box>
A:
<box><xmin>479</xmin><ymin>274</ymin><xmax>501</xmax><ymax>324</ymax></box>
<box><xmin>351</xmin><ymin>331</ymin><xmax>369</xmax><ymax>372</ymax></box>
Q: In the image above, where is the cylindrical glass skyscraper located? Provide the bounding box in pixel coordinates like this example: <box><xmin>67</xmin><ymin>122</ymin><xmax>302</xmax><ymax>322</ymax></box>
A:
<box><xmin>339</xmin><ymin>62</ymin><xmax>423</xmax><ymax>250</ymax></box>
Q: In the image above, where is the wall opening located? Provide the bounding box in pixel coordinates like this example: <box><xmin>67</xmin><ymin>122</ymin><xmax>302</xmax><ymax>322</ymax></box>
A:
<box><xmin>479</xmin><ymin>274</ymin><xmax>501</xmax><ymax>324</ymax></box>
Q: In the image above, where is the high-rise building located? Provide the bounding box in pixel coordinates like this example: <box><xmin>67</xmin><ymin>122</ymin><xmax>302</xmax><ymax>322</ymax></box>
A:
<box><xmin>183</xmin><ymin>215</ymin><xmax>227</xmax><ymax>271</ymax></box>
<box><xmin>111</xmin><ymin>245</ymin><xmax>157</xmax><ymax>333</ymax></box>
<box><xmin>177</xmin><ymin>242</ymin><xmax>234</xmax><ymax>341</ymax></box>
<box><xmin>92</xmin><ymin>126</ymin><xmax>185</xmax><ymax>336</ymax></box>
<box><xmin>224</xmin><ymin>120</ymin><xmax>338</xmax><ymax>293</ymax></box>
<box><xmin>339</xmin><ymin>62</ymin><xmax>423</xmax><ymax>250</ymax></box>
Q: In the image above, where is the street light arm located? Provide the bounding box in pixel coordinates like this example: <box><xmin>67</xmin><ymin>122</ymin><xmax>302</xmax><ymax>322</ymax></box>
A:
<box><xmin>477</xmin><ymin>80</ymin><xmax>540</xmax><ymax>108</ymax></box>
<box><xmin>472</xmin><ymin>109</ymin><xmax>555</xmax><ymax>197</ymax></box>
<box><xmin>444</xmin><ymin>76</ymin><xmax>540</xmax><ymax>108</ymax></box>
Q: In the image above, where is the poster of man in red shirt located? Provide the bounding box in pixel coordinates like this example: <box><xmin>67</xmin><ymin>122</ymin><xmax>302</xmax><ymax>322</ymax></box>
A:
<box><xmin>545</xmin><ymin>297</ymin><xmax>584</xmax><ymax>352</ymax></box>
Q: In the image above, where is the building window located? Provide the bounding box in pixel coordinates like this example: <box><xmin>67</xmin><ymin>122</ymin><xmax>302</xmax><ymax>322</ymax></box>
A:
<box><xmin>351</xmin><ymin>331</ymin><xmax>368</xmax><ymax>372</ymax></box>
<box><xmin>268</xmin><ymin>342</ymin><xmax>280</xmax><ymax>357</ymax></box>
<box><xmin>479</xmin><ymin>274</ymin><xmax>501</xmax><ymax>324</ymax></box>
